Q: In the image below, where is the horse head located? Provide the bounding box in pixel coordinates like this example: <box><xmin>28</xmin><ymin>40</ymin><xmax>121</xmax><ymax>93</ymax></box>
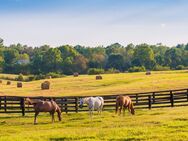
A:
<box><xmin>56</xmin><ymin>106</ymin><xmax>62</xmax><ymax>121</ymax></box>
<box><xmin>79</xmin><ymin>98</ymin><xmax>84</xmax><ymax>108</ymax></box>
<box><xmin>131</xmin><ymin>105</ymin><xmax>135</xmax><ymax>115</ymax></box>
<box><xmin>25</xmin><ymin>97</ymin><xmax>32</xmax><ymax>105</ymax></box>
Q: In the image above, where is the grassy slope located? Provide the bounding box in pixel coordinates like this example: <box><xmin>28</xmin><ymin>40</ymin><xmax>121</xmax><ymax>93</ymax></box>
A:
<box><xmin>0</xmin><ymin>107</ymin><xmax>188</xmax><ymax>141</ymax></box>
<box><xmin>0</xmin><ymin>70</ymin><xmax>188</xmax><ymax>96</ymax></box>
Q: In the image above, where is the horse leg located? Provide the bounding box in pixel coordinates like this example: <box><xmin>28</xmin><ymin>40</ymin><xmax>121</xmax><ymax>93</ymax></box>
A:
<box><xmin>89</xmin><ymin>108</ymin><xmax>94</xmax><ymax>119</ymax></box>
<box><xmin>89</xmin><ymin>109</ymin><xmax>92</xmax><ymax>119</ymax></box>
<box><xmin>119</xmin><ymin>106</ymin><xmax>122</xmax><ymax>116</ymax></box>
<box><xmin>52</xmin><ymin>113</ymin><xmax>55</xmax><ymax>123</ymax></box>
<box><xmin>34</xmin><ymin>111</ymin><xmax>39</xmax><ymax>125</ymax></box>
<box><xmin>115</xmin><ymin>103</ymin><xmax>119</xmax><ymax>114</ymax></box>
<box><xmin>123</xmin><ymin>106</ymin><xmax>126</xmax><ymax>116</ymax></box>
<box><xmin>100</xmin><ymin>104</ymin><xmax>104</xmax><ymax>115</ymax></box>
<box><xmin>128</xmin><ymin>106</ymin><xmax>131</xmax><ymax>114</ymax></box>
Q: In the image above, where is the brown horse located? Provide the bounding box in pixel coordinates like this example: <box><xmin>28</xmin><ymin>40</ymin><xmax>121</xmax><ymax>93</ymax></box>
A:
<box><xmin>115</xmin><ymin>95</ymin><xmax>135</xmax><ymax>115</ymax></box>
<box><xmin>25</xmin><ymin>98</ymin><xmax>62</xmax><ymax>124</ymax></box>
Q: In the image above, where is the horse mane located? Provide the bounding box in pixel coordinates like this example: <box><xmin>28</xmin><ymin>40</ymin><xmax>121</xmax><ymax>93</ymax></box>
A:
<box><xmin>83</xmin><ymin>97</ymin><xmax>91</xmax><ymax>104</ymax></box>
<box><xmin>25</xmin><ymin>98</ymin><xmax>43</xmax><ymax>105</ymax></box>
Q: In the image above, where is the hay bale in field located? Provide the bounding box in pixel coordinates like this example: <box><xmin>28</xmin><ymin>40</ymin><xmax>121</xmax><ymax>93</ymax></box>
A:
<box><xmin>17</xmin><ymin>82</ymin><xmax>22</xmax><ymax>88</ymax></box>
<box><xmin>96</xmin><ymin>75</ymin><xmax>102</xmax><ymax>80</ymax></box>
<box><xmin>41</xmin><ymin>81</ymin><xmax>50</xmax><ymax>90</ymax></box>
<box><xmin>73</xmin><ymin>72</ymin><xmax>79</xmax><ymax>77</ymax></box>
<box><xmin>47</xmin><ymin>76</ymin><xmax>52</xmax><ymax>79</ymax></box>
<box><xmin>0</xmin><ymin>80</ymin><xmax>2</xmax><ymax>84</ymax></box>
<box><xmin>146</xmin><ymin>71</ymin><xmax>151</xmax><ymax>75</ymax></box>
<box><xmin>7</xmin><ymin>81</ymin><xmax>11</xmax><ymax>85</ymax></box>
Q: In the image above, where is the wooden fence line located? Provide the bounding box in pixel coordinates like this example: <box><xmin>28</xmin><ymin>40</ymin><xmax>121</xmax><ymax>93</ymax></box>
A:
<box><xmin>0</xmin><ymin>88</ymin><xmax>188</xmax><ymax>116</ymax></box>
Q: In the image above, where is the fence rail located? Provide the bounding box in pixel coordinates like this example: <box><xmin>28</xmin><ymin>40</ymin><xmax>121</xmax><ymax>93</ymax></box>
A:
<box><xmin>0</xmin><ymin>88</ymin><xmax>188</xmax><ymax>116</ymax></box>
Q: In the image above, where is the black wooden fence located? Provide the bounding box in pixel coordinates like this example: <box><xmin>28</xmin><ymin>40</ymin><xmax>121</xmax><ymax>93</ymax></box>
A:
<box><xmin>0</xmin><ymin>88</ymin><xmax>188</xmax><ymax>116</ymax></box>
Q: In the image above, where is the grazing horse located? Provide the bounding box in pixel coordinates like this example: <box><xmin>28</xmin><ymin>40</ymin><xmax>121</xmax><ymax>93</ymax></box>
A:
<box><xmin>116</xmin><ymin>95</ymin><xmax>135</xmax><ymax>115</ymax></box>
<box><xmin>25</xmin><ymin>98</ymin><xmax>62</xmax><ymax>124</ymax></box>
<box><xmin>79</xmin><ymin>97</ymin><xmax>104</xmax><ymax>118</ymax></box>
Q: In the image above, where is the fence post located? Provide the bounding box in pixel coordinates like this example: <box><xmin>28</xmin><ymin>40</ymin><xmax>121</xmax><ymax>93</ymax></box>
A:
<box><xmin>136</xmin><ymin>94</ymin><xmax>138</xmax><ymax>104</ymax></box>
<box><xmin>75</xmin><ymin>97</ymin><xmax>78</xmax><ymax>113</ymax></box>
<box><xmin>64</xmin><ymin>97</ymin><xmax>68</xmax><ymax>114</ymax></box>
<box><xmin>20</xmin><ymin>98</ymin><xmax>25</xmax><ymax>116</ymax></box>
<box><xmin>170</xmin><ymin>91</ymin><xmax>174</xmax><ymax>107</ymax></box>
<box><xmin>152</xmin><ymin>92</ymin><xmax>155</xmax><ymax>103</ymax></box>
<box><xmin>0</xmin><ymin>97</ymin><xmax>1</xmax><ymax>110</ymax></box>
<box><xmin>4</xmin><ymin>96</ymin><xmax>7</xmax><ymax>112</ymax></box>
<box><xmin>60</xmin><ymin>98</ymin><xmax>64</xmax><ymax>112</ymax></box>
<box><xmin>148</xmin><ymin>95</ymin><xmax>152</xmax><ymax>109</ymax></box>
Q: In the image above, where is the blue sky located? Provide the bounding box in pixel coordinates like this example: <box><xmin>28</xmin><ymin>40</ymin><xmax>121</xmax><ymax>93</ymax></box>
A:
<box><xmin>0</xmin><ymin>0</ymin><xmax>188</xmax><ymax>47</ymax></box>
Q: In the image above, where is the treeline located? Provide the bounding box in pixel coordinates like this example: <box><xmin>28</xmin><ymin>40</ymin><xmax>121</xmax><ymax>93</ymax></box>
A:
<box><xmin>0</xmin><ymin>38</ymin><xmax>188</xmax><ymax>75</ymax></box>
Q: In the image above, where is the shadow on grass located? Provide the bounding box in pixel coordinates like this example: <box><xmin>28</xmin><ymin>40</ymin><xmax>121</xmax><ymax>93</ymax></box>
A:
<box><xmin>109</xmin><ymin>137</ymin><xmax>142</xmax><ymax>141</ymax></box>
<box><xmin>50</xmin><ymin>136</ymin><xmax>95</xmax><ymax>141</ymax></box>
<box><xmin>174</xmin><ymin>118</ymin><xmax>188</xmax><ymax>121</ymax></box>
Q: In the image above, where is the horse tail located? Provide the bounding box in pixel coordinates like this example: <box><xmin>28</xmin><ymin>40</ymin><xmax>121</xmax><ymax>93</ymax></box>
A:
<box><xmin>115</xmin><ymin>96</ymin><xmax>120</xmax><ymax>114</ymax></box>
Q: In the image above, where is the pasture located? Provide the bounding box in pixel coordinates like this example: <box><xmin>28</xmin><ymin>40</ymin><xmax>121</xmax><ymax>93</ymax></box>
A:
<box><xmin>0</xmin><ymin>70</ymin><xmax>188</xmax><ymax>97</ymax></box>
<box><xmin>1</xmin><ymin>107</ymin><xmax>188</xmax><ymax>141</ymax></box>
<box><xmin>0</xmin><ymin>70</ymin><xmax>188</xmax><ymax>141</ymax></box>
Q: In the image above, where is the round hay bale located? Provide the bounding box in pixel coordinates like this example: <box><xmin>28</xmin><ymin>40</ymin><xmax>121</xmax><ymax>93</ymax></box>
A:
<box><xmin>146</xmin><ymin>71</ymin><xmax>151</xmax><ymax>75</ymax></box>
<box><xmin>41</xmin><ymin>81</ymin><xmax>50</xmax><ymax>90</ymax></box>
<box><xmin>0</xmin><ymin>80</ymin><xmax>2</xmax><ymax>84</ymax></box>
<box><xmin>7</xmin><ymin>81</ymin><xmax>11</xmax><ymax>85</ymax></box>
<box><xmin>73</xmin><ymin>72</ymin><xmax>79</xmax><ymax>77</ymax></box>
<box><xmin>96</xmin><ymin>75</ymin><xmax>102</xmax><ymax>80</ymax></box>
<box><xmin>17</xmin><ymin>82</ymin><xmax>22</xmax><ymax>88</ymax></box>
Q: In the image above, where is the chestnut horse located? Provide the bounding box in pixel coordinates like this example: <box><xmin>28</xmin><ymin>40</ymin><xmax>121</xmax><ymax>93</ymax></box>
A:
<box><xmin>115</xmin><ymin>95</ymin><xmax>135</xmax><ymax>115</ymax></box>
<box><xmin>25</xmin><ymin>98</ymin><xmax>62</xmax><ymax>124</ymax></box>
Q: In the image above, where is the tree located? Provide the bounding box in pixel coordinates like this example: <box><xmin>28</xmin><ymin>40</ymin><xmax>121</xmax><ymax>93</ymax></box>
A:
<box><xmin>58</xmin><ymin>45</ymin><xmax>78</xmax><ymax>59</ymax></box>
<box><xmin>0</xmin><ymin>49</ymin><xmax>4</xmax><ymax>72</ymax></box>
<box><xmin>106</xmin><ymin>43</ymin><xmax>124</xmax><ymax>55</ymax></box>
<box><xmin>89</xmin><ymin>53</ymin><xmax>106</xmax><ymax>68</ymax></box>
<box><xmin>132</xmin><ymin>44</ymin><xmax>155</xmax><ymax>69</ymax></box>
<box><xmin>62</xmin><ymin>57</ymin><xmax>74</xmax><ymax>75</ymax></box>
<box><xmin>30</xmin><ymin>53</ymin><xmax>43</xmax><ymax>74</ymax></box>
<box><xmin>124</xmin><ymin>44</ymin><xmax>135</xmax><ymax>70</ymax></box>
<box><xmin>73</xmin><ymin>55</ymin><xmax>88</xmax><ymax>73</ymax></box>
<box><xmin>106</xmin><ymin>54</ymin><xmax>124</xmax><ymax>71</ymax></box>
<box><xmin>164</xmin><ymin>48</ymin><xmax>183</xmax><ymax>68</ymax></box>
<box><xmin>3</xmin><ymin>49</ymin><xmax>19</xmax><ymax>64</ymax></box>
<box><xmin>185</xmin><ymin>43</ymin><xmax>188</xmax><ymax>51</ymax></box>
<box><xmin>42</xmin><ymin>48</ymin><xmax>62</xmax><ymax>73</ymax></box>
<box><xmin>0</xmin><ymin>38</ymin><xmax>3</xmax><ymax>47</ymax></box>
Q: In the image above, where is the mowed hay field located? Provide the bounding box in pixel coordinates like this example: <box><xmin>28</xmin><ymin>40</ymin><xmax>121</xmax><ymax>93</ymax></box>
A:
<box><xmin>1</xmin><ymin>107</ymin><xmax>188</xmax><ymax>141</ymax></box>
<box><xmin>0</xmin><ymin>70</ymin><xmax>188</xmax><ymax>96</ymax></box>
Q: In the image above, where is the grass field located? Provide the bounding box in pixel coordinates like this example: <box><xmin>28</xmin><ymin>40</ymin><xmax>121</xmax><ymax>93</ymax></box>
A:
<box><xmin>0</xmin><ymin>70</ymin><xmax>188</xmax><ymax>141</ymax></box>
<box><xmin>0</xmin><ymin>70</ymin><xmax>188</xmax><ymax>96</ymax></box>
<box><xmin>0</xmin><ymin>106</ymin><xmax>188</xmax><ymax>141</ymax></box>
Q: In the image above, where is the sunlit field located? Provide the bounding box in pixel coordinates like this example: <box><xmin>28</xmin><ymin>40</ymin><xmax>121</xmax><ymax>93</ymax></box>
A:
<box><xmin>0</xmin><ymin>106</ymin><xmax>188</xmax><ymax>141</ymax></box>
<box><xmin>0</xmin><ymin>70</ymin><xmax>188</xmax><ymax>97</ymax></box>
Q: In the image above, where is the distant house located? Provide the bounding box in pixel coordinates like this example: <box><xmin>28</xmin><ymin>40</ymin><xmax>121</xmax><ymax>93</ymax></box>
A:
<box><xmin>16</xmin><ymin>59</ymin><xmax>30</xmax><ymax>65</ymax></box>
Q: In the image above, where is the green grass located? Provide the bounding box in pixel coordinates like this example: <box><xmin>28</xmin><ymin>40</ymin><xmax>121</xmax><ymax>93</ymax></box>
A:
<box><xmin>1</xmin><ymin>106</ymin><xmax>188</xmax><ymax>141</ymax></box>
<box><xmin>0</xmin><ymin>70</ymin><xmax>188</xmax><ymax>96</ymax></box>
<box><xmin>1</xmin><ymin>70</ymin><xmax>188</xmax><ymax>140</ymax></box>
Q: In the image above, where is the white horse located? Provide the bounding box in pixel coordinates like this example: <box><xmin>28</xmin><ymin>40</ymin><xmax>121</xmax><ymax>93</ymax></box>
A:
<box><xmin>79</xmin><ymin>97</ymin><xmax>104</xmax><ymax>117</ymax></box>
